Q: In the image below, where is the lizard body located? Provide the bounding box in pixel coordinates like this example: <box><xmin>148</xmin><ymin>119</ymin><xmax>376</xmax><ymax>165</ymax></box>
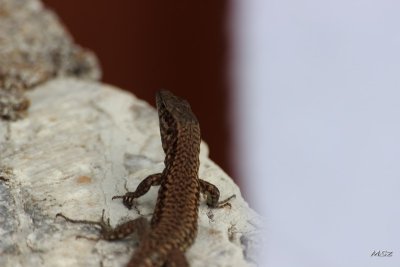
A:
<box><xmin>57</xmin><ymin>90</ymin><xmax>234</xmax><ymax>267</ymax></box>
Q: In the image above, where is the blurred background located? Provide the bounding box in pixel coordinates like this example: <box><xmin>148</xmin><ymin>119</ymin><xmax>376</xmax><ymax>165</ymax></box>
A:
<box><xmin>41</xmin><ymin>0</ymin><xmax>239</xmax><ymax>196</ymax></box>
<box><xmin>42</xmin><ymin>1</ymin><xmax>400</xmax><ymax>266</ymax></box>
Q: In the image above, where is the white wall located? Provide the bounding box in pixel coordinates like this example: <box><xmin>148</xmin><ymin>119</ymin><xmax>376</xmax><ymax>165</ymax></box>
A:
<box><xmin>231</xmin><ymin>1</ymin><xmax>400</xmax><ymax>266</ymax></box>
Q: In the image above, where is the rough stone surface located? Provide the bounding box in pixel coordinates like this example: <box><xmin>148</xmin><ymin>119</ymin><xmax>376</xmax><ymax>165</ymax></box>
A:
<box><xmin>0</xmin><ymin>79</ymin><xmax>263</xmax><ymax>267</ymax></box>
<box><xmin>0</xmin><ymin>0</ymin><xmax>100</xmax><ymax>120</ymax></box>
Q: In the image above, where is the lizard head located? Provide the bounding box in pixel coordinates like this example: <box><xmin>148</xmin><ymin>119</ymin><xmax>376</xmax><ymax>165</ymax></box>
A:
<box><xmin>156</xmin><ymin>90</ymin><xmax>200</xmax><ymax>155</ymax></box>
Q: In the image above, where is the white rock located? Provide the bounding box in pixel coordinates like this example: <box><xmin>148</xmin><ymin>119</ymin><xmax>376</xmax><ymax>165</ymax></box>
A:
<box><xmin>0</xmin><ymin>79</ymin><xmax>263</xmax><ymax>267</ymax></box>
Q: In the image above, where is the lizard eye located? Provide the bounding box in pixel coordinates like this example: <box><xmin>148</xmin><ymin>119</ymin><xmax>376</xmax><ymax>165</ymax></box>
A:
<box><xmin>166</xmin><ymin>128</ymin><xmax>174</xmax><ymax>136</ymax></box>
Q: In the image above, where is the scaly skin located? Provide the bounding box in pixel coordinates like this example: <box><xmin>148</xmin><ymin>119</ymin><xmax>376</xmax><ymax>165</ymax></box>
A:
<box><xmin>57</xmin><ymin>90</ymin><xmax>235</xmax><ymax>267</ymax></box>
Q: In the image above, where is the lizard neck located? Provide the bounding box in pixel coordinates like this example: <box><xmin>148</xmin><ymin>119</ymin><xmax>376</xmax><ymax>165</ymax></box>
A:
<box><xmin>164</xmin><ymin>123</ymin><xmax>201</xmax><ymax>175</ymax></box>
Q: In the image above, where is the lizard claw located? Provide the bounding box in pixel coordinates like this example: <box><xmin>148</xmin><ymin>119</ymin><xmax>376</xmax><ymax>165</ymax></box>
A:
<box><xmin>112</xmin><ymin>192</ymin><xmax>136</xmax><ymax>209</ymax></box>
<box><xmin>215</xmin><ymin>194</ymin><xmax>236</xmax><ymax>209</ymax></box>
<box><xmin>112</xmin><ymin>179</ymin><xmax>136</xmax><ymax>209</ymax></box>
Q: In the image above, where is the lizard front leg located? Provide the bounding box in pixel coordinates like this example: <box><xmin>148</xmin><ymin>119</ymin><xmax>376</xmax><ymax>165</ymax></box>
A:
<box><xmin>199</xmin><ymin>179</ymin><xmax>236</xmax><ymax>208</ymax></box>
<box><xmin>113</xmin><ymin>173</ymin><xmax>163</xmax><ymax>209</ymax></box>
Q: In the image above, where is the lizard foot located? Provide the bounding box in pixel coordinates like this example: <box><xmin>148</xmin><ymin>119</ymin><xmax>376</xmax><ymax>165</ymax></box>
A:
<box><xmin>56</xmin><ymin>209</ymin><xmax>113</xmax><ymax>240</ymax></box>
<box><xmin>215</xmin><ymin>194</ymin><xmax>236</xmax><ymax>209</ymax></box>
<box><xmin>112</xmin><ymin>192</ymin><xmax>137</xmax><ymax>209</ymax></box>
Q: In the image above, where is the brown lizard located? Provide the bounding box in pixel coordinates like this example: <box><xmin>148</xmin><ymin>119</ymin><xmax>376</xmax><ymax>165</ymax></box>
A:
<box><xmin>57</xmin><ymin>90</ymin><xmax>235</xmax><ymax>267</ymax></box>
